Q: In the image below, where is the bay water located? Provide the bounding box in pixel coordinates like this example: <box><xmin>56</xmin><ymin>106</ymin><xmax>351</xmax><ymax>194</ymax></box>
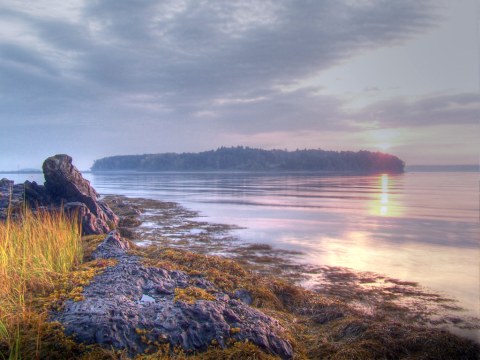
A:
<box><xmin>6</xmin><ymin>171</ymin><xmax>479</xmax><ymax>336</ymax></box>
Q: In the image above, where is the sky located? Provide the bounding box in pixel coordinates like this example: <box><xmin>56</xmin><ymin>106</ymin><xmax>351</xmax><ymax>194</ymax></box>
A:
<box><xmin>0</xmin><ymin>0</ymin><xmax>478</xmax><ymax>170</ymax></box>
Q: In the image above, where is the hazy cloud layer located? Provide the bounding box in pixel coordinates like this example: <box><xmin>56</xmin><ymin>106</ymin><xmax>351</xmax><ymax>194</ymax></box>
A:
<box><xmin>0</xmin><ymin>0</ymin><xmax>476</xmax><ymax>168</ymax></box>
<box><xmin>351</xmin><ymin>93</ymin><xmax>480</xmax><ymax>128</ymax></box>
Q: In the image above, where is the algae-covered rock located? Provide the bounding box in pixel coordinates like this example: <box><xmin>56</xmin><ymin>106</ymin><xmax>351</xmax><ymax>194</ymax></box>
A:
<box><xmin>52</xmin><ymin>232</ymin><xmax>293</xmax><ymax>359</ymax></box>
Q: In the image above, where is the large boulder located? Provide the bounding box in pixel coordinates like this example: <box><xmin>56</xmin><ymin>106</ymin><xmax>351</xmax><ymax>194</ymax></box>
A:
<box><xmin>52</xmin><ymin>232</ymin><xmax>293</xmax><ymax>359</ymax></box>
<box><xmin>41</xmin><ymin>154</ymin><xmax>119</xmax><ymax>234</ymax></box>
<box><xmin>0</xmin><ymin>155</ymin><xmax>118</xmax><ymax>235</ymax></box>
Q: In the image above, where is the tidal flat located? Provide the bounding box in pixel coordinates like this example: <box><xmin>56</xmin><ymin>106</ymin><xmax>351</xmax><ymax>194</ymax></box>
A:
<box><xmin>104</xmin><ymin>195</ymin><xmax>480</xmax><ymax>354</ymax></box>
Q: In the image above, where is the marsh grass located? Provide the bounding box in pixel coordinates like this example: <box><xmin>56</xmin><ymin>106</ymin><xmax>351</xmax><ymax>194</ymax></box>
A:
<box><xmin>0</xmin><ymin>207</ymin><xmax>82</xmax><ymax>359</ymax></box>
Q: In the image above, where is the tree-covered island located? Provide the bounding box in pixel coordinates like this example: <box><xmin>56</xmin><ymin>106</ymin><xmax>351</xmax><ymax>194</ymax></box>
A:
<box><xmin>91</xmin><ymin>147</ymin><xmax>405</xmax><ymax>173</ymax></box>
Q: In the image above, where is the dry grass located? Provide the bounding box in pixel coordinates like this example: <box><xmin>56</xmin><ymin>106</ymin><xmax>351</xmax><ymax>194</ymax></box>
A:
<box><xmin>0</xmin><ymin>207</ymin><xmax>82</xmax><ymax>359</ymax></box>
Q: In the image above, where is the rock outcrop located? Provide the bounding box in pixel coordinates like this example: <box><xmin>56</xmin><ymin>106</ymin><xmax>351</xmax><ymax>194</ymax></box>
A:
<box><xmin>0</xmin><ymin>154</ymin><xmax>118</xmax><ymax>235</ymax></box>
<box><xmin>42</xmin><ymin>154</ymin><xmax>119</xmax><ymax>234</ymax></box>
<box><xmin>52</xmin><ymin>231</ymin><xmax>294</xmax><ymax>359</ymax></box>
<box><xmin>0</xmin><ymin>178</ymin><xmax>22</xmax><ymax>219</ymax></box>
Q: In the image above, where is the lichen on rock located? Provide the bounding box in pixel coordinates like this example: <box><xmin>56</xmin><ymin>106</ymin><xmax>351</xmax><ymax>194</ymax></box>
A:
<box><xmin>51</xmin><ymin>231</ymin><xmax>294</xmax><ymax>359</ymax></box>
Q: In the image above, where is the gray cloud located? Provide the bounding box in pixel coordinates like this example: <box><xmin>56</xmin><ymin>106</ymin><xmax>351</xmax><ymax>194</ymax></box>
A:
<box><xmin>2</xmin><ymin>0</ymin><xmax>472</xmax><ymax>169</ymax></box>
<box><xmin>354</xmin><ymin>93</ymin><xmax>480</xmax><ymax>128</ymax></box>
<box><xmin>1</xmin><ymin>1</ymin><xmax>439</xmax><ymax>104</ymax></box>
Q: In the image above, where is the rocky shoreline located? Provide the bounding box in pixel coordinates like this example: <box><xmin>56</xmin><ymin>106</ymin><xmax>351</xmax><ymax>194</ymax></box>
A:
<box><xmin>0</xmin><ymin>154</ymin><xmax>118</xmax><ymax>235</ymax></box>
<box><xmin>53</xmin><ymin>230</ymin><xmax>293</xmax><ymax>358</ymax></box>
<box><xmin>104</xmin><ymin>195</ymin><xmax>480</xmax><ymax>339</ymax></box>
<box><xmin>1</xmin><ymin>154</ymin><xmax>479</xmax><ymax>359</ymax></box>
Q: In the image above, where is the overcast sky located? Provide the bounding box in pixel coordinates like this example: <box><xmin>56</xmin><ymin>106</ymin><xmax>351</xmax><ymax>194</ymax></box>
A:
<box><xmin>0</xmin><ymin>0</ymin><xmax>478</xmax><ymax>170</ymax></box>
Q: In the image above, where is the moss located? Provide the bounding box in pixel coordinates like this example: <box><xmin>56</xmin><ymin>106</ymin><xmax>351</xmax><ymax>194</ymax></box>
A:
<box><xmin>81</xmin><ymin>234</ymin><xmax>107</xmax><ymax>260</ymax></box>
<box><xmin>174</xmin><ymin>286</ymin><xmax>216</xmax><ymax>304</ymax></box>
<box><xmin>229</xmin><ymin>327</ymin><xmax>241</xmax><ymax>335</ymax></box>
<box><xmin>39</xmin><ymin>258</ymin><xmax>118</xmax><ymax>311</ymax></box>
<box><xmin>138</xmin><ymin>246</ymin><xmax>304</xmax><ymax>311</ymax></box>
<box><xmin>119</xmin><ymin>216</ymin><xmax>143</xmax><ymax>228</ymax></box>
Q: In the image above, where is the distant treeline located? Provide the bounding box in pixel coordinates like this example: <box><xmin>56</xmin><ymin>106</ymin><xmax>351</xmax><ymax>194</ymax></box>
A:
<box><xmin>91</xmin><ymin>147</ymin><xmax>404</xmax><ymax>173</ymax></box>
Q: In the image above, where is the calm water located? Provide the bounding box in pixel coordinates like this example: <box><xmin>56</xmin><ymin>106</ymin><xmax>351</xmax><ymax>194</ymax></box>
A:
<box><xmin>6</xmin><ymin>171</ymin><xmax>479</xmax><ymax>323</ymax></box>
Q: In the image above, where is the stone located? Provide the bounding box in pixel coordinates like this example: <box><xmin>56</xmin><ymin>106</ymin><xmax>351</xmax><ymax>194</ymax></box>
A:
<box><xmin>0</xmin><ymin>155</ymin><xmax>119</xmax><ymax>235</ymax></box>
<box><xmin>52</xmin><ymin>233</ymin><xmax>294</xmax><ymax>359</ymax></box>
<box><xmin>140</xmin><ymin>294</ymin><xmax>155</xmax><ymax>303</ymax></box>
<box><xmin>0</xmin><ymin>179</ymin><xmax>14</xmax><ymax>218</ymax></box>
<box><xmin>43</xmin><ymin>154</ymin><xmax>119</xmax><ymax>228</ymax></box>
<box><xmin>64</xmin><ymin>202</ymin><xmax>107</xmax><ymax>235</ymax></box>
<box><xmin>233</xmin><ymin>289</ymin><xmax>253</xmax><ymax>305</ymax></box>
<box><xmin>0</xmin><ymin>179</ymin><xmax>25</xmax><ymax>219</ymax></box>
<box><xmin>91</xmin><ymin>230</ymin><xmax>130</xmax><ymax>259</ymax></box>
<box><xmin>43</xmin><ymin>154</ymin><xmax>98</xmax><ymax>203</ymax></box>
<box><xmin>24</xmin><ymin>180</ymin><xmax>51</xmax><ymax>207</ymax></box>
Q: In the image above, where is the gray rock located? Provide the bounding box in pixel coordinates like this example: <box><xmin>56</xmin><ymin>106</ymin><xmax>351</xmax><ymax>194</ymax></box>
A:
<box><xmin>43</xmin><ymin>154</ymin><xmax>99</xmax><ymax>204</ymax></box>
<box><xmin>234</xmin><ymin>289</ymin><xmax>253</xmax><ymax>305</ymax></box>
<box><xmin>63</xmin><ymin>202</ymin><xmax>113</xmax><ymax>236</ymax></box>
<box><xmin>0</xmin><ymin>155</ymin><xmax>119</xmax><ymax>235</ymax></box>
<box><xmin>24</xmin><ymin>180</ymin><xmax>51</xmax><ymax>207</ymax></box>
<box><xmin>52</xmin><ymin>233</ymin><xmax>293</xmax><ymax>359</ymax></box>
<box><xmin>91</xmin><ymin>230</ymin><xmax>130</xmax><ymax>259</ymax></box>
<box><xmin>43</xmin><ymin>154</ymin><xmax>119</xmax><ymax>233</ymax></box>
<box><xmin>0</xmin><ymin>179</ymin><xmax>14</xmax><ymax>218</ymax></box>
<box><xmin>0</xmin><ymin>179</ymin><xmax>26</xmax><ymax>219</ymax></box>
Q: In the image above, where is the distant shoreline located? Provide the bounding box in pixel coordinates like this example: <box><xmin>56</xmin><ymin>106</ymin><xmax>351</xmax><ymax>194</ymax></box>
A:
<box><xmin>406</xmin><ymin>165</ymin><xmax>478</xmax><ymax>172</ymax></box>
<box><xmin>1</xmin><ymin>167</ymin><xmax>478</xmax><ymax>175</ymax></box>
<box><xmin>0</xmin><ymin>170</ymin><xmax>42</xmax><ymax>174</ymax></box>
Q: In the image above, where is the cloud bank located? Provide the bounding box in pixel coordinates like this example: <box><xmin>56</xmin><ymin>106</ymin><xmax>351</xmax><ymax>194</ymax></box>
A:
<box><xmin>0</xmin><ymin>0</ymin><xmax>477</xmax><ymax>169</ymax></box>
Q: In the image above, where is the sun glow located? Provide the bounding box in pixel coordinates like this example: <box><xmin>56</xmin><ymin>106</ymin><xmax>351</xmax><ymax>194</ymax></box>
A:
<box><xmin>370</xmin><ymin>129</ymin><xmax>398</xmax><ymax>151</ymax></box>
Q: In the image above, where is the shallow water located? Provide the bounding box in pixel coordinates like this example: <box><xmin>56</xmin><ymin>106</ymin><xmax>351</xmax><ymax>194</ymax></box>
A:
<box><xmin>5</xmin><ymin>171</ymin><xmax>479</xmax><ymax>332</ymax></box>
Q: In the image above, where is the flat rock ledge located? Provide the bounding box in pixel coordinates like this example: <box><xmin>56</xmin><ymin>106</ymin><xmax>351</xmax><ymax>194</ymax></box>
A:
<box><xmin>51</xmin><ymin>231</ymin><xmax>293</xmax><ymax>359</ymax></box>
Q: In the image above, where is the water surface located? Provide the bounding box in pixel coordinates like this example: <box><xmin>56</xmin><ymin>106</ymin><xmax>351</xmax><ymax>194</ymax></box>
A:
<box><xmin>5</xmin><ymin>171</ymin><xmax>479</xmax><ymax>325</ymax></box>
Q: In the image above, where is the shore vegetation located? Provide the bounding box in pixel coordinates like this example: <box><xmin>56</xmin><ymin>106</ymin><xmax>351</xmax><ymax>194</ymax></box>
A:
<box><xmin>0</xmin><ymin>202</ymin><xmax>479</xmax><ymax>359</ymax></box>
<box><xmin>0</xmin><ymin>208</ymin><xmax>108</xmax><ymax>359</ymax></box>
